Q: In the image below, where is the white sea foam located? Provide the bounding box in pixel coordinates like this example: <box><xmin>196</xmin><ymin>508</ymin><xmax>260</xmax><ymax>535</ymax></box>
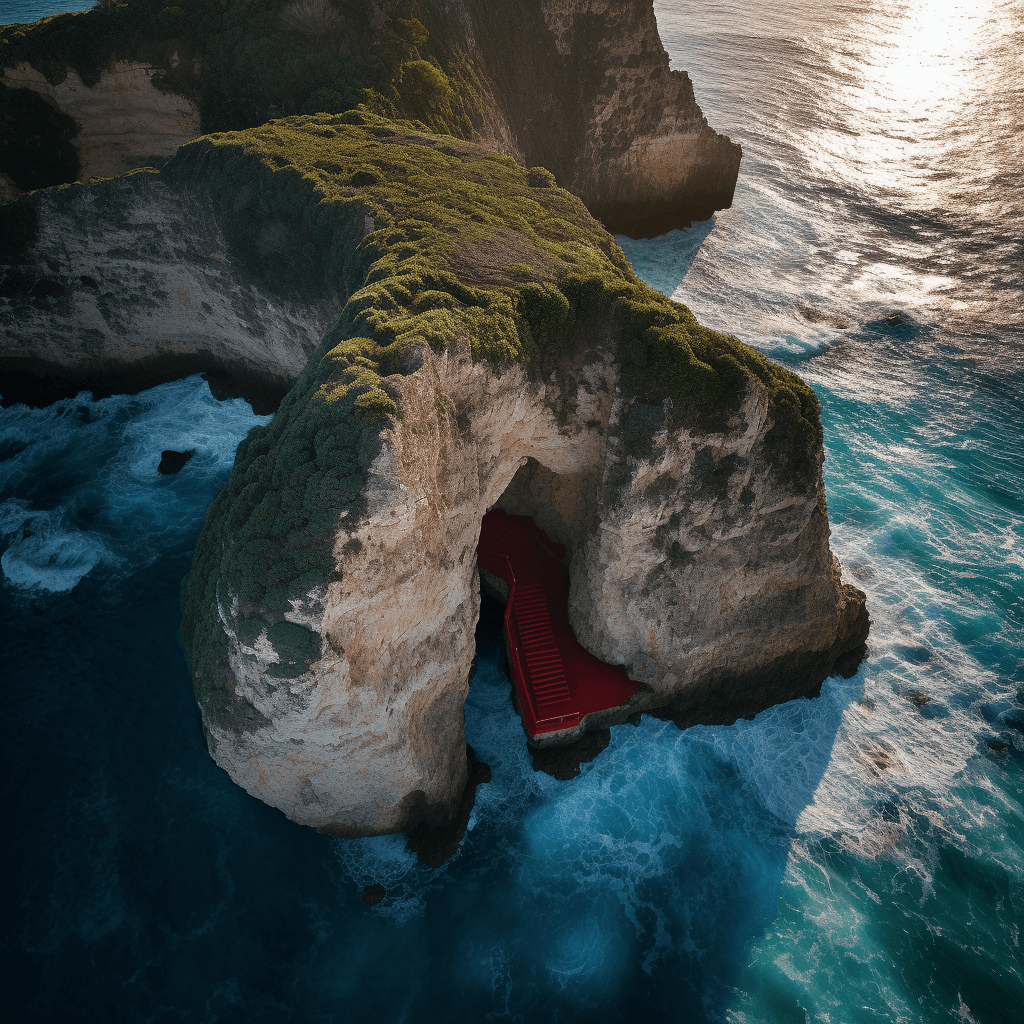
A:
<box><xmin>0</xmin><ymin>522</ymin><xmax>113</xmax><ymax>592</ymax></box>
<box><xmin>0</xmin><ymin>376</ymin><xmax>269</xmax><ymax>593</ymax></box>
<box><xmin>332</xmin><ymin>832</ymin><xmax>427</xmax><ymax>924</ymax></box>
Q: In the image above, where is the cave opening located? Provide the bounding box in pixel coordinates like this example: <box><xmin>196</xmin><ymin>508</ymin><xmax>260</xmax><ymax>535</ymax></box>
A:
<box><xmin>475</xmin><ymin>458</ymin><xmax>641</xmax><ymax>750</ymax></box>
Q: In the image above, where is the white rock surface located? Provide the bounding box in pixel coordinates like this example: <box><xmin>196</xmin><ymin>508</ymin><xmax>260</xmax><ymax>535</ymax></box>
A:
<box><xmin>1</xmin><ymin>173</ymin><xmax>338</xmax><ymax>409</ymax></box>
<box><xmin>3</xmin><ymin>61</ymin><xmax>200</xmax><ymax>182</ymax></box>
<box><xmin>201</xmin><ymin>339</ymin><xmax>864</xmax><ymax>834</ymax></box>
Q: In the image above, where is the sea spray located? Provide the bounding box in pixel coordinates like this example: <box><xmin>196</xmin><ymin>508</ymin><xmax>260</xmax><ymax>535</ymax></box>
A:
<box><xmin>0</xmin><ymin>376</ymin><xmax>270</xmax><ymax>592</ymax></box>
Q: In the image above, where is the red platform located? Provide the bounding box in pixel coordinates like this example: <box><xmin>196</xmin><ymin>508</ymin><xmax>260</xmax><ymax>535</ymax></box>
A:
<box><xmin>477</xmin><ymin>509</ymin><xmax>641</xmax><ymax>738</ymax></box>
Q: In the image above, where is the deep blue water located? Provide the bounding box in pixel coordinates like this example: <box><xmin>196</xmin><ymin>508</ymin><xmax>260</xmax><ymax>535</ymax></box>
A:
<box><xmin>3</xmin><ymin>1</ymin><xmax>1023</xmax><ymax>1022</ymax></box>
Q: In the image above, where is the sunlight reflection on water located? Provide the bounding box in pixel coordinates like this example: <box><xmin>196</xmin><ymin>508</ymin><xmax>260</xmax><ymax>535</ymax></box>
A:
<box><xmin>806</xmin><ymin>0</ymin><xmax>1010</xmax><ymax>204</ymax></box>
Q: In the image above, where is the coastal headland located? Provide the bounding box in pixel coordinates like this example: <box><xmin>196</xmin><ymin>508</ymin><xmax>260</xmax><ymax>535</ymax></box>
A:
<box><xmin>0</xmin><ymin>1</ymin><xmax>866</xmax><ymax>842</ymax></box>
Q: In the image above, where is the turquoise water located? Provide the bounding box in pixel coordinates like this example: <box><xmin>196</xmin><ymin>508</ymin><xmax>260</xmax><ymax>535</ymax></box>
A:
<box><xmin>2</xmin><ymin>1</ymin><xmax>1022</xmax><ymax>1021</ymax></box>
<box><xmin>630</xmin><ymin>2</ymin><xmax>1024</xmax><ymax>1019</ymax></box>
<box><xmin>0</xmin><ymin>0</ymin><xmax>91</xmax><ymax>23</ymax></box>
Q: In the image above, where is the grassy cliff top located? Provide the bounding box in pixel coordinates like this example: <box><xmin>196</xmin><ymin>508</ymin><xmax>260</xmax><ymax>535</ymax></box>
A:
<box><xmin>176</xmin><ymin>114</ymin><xmax>822</xmax><ymax>728</ymax></box>
<box><xmin>165</xmin><ymin>111</ymin><xmax>818</xmax><ymax>431</ymax></box>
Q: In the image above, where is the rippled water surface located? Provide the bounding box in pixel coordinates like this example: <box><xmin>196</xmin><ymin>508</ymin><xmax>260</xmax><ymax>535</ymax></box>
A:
<box><xmin>1</xmin><ymin>0</ymin><xmax>91</xmax><ymax>23</ymax></box>
<box><xmin>3</xmin><ymin>1</ymin><xmax>1022</xmax><ymax>1021</ymax></box>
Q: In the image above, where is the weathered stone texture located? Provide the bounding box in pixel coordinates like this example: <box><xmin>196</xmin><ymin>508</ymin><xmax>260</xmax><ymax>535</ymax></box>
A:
<box><xmin>0</xmin><ymin>174</ymin><xmax>338</xmax><ymax>410</ymax></box>
<box><xmin>452</xmin><ymin>0</ymin><xmax>742</xmax><ymax>235</ymax></box>
<box><xmin>200</xmin><ymin>335</ymin><xmax>864</xmax><ymax>834</ymax></box>
<box><xmin>2</xmin><ymin>61</ymin><xmax>200</xmax><ymax>184</ymax></box>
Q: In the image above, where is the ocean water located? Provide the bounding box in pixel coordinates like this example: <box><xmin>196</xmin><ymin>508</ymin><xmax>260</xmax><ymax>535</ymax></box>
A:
<box><xmin>0</xmin><ymin>0</ymin><xmax>91</xmax><ymax>24</ymax></box>
<box><xmin>2</xmin><ymin>1</ymin><xmax>1022</xmax><ymax>1022</ymax></box>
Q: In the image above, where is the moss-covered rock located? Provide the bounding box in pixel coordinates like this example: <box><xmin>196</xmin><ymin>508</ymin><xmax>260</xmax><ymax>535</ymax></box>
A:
<box><xmin>171</xmin><ymin>113</ymin><xmax>821</xmax><ymax>735</ymax></box>
<box><xmin>164</xmin><ymin>113</ymin><xmax>813</xmax><ymax>424</ymax></box>
<box><xmin>1</xmin><ymin>1</ymin><xmax>741</xmax><ymax>237</ymax></box>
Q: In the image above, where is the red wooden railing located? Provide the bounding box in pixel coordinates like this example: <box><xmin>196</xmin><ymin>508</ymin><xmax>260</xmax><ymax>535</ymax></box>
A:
<box><xmin>477</xmin><ymin>509</ymin><xmax>640</xmax><ymax>738</ymax></box>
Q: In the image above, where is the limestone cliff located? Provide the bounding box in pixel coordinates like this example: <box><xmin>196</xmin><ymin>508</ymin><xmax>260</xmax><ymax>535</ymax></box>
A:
<box><xmin>84</xmin><ymin>115</ymin><xmax>866</xmax><ymax>837</ymax></box>
<box><xmin>0</xmin><ymin>0</ymin><xmax>738</xmax><ymax>237</ymax></box>
<box><xmin>0</xmin><ymin>170</ymin><xmax>338</xmax><ymax>411</ymax></box>
<box><xmin>448</xmin><ymin>0</ymin><xmax>741</xmax><ymax>236</ymax></box>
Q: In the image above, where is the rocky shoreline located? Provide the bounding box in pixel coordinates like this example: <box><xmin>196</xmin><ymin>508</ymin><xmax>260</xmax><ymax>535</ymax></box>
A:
<box><xmin>0</xmin><ymin>1</ymin><xmax>867</xmax><ymax>845</ymax></box>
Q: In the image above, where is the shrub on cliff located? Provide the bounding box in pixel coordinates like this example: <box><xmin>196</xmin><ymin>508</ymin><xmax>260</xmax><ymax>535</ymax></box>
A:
<box><xmin>396</xmin><ymin>59</ymin><xmax>460</xmax><ymax>133</ymax></box>
<box><xmin>0</xmin><ymin>1</ymin><xmax>479</xmax><ymax>138</ymax></box>
<box><xmin>171</xmin><ymin>115</ymin><xmax>822</xmax><ymax>725</ymax></box>
<box><xmin>527</xmin><ymin>166</ymin><xmax>556</xmax><ymax>188</ymax></box>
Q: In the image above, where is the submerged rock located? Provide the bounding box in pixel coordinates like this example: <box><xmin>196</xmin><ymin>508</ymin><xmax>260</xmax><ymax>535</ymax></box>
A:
<box><xmin>157</xmin><ymin>449</ymin><xmax>195</xmax><ymax>475</ymax></box>
<box><xmin>362</xmin><ymin>884</ymin><xmax>386</xmax><ymax>907</ymax></box>
<box><xmin>532</xmin><ymin>728</ymin><xmax>612</xmax><ymax>781</ymax></box>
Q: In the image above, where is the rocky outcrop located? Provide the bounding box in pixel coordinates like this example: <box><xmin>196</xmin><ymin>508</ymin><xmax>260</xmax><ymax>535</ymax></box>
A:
<box><xmin>0</xmin><ymin>169</ymin><xmax>342</xmax><ymax>410</ymax></box>
<box><xmin>2</xmin><ymin>61</ymin><xmax>200</xmax><ymax>189</ymax></box>
<box><xmin>1</xmin><ymin>114</ymin><xmax>864</xmax><ymax>836</ymax></box>
<box><xmin>186</xmin><ymin>298</ymin><xmax>863</xmax><ymax>837</ymax></box>
<box><xmin>451</xmin><ymin>0</ymin><xmax>742</xmax><ymax>236</ymax></box>
<box><xmin>0</xmin><ymin>1</ymin><xmax>739</xmax><ymax>237</ymax></box>
<box><xmin>126</xmin><ymin>116</ymin><xmax>861</xmax><ymax>838</ymax></box>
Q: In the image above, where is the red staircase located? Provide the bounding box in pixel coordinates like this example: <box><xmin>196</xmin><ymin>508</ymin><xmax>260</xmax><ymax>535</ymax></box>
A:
<box><xmin>477</xmin><ymin>509</ymin><xmax>641</xmax><ymax>739</ymax></box>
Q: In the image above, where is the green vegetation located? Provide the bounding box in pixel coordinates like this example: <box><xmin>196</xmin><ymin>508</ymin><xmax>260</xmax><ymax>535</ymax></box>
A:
<box><xmin>173</xmin><ymin>114</ymin><xmax>822</xmax><ymax>725</ymax></box>
<box><xmin>265</xmin><ymin>620</ymin><xmax>322</xmax><ymax>678</ymax></box>
<box><xmin>0</xmin><ymin>0</ymin><xmax>480</xmax><ymax>187</ymax></box>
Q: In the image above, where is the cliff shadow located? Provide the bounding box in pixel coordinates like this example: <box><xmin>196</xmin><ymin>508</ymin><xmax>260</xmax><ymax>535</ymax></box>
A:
<box><xmin>616</xmin><ymin>216</ymin><xmax>717</xmax><ymax>298</ymax></box>
<box><xmin>460</xmin><ymin>568</ymin><xmax>863</xmax><ymax>1023</ymax></box>
<box><xmin>487</xmin><ymin>455</ymin><xmax>597</xmax><ymax>554</ymax></box>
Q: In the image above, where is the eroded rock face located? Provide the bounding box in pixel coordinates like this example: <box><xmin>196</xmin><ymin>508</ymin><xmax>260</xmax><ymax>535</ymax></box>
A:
<box><xmin>463</xmin><ymin>376</ymin><xmax>869</xmax><ymax>742</ymax></box>
<box><xmin>567</xmin><ymin>389</ymin><xmax>868</xmax><ymax>726</ymax></box>
<box><xmin>196</xmin><ymin>336</ymin><xmax>864</xmax><ymax>835</ymax></box>
<box><xmin>203</xmin><ymin>342</ymin><xmax>621</xmax><ymax>833</ymax></box>
<box><xmin>0</xmin><ymin>173</ymin><xmax>340</xmax><ymax>410</ymax></box>
<box><xmin>451</xmin><ymin>0</ymin><xmax>741</xmax><ymax>235</ymax></box>
<box><xmin>2</xmin><ymin>61</ymin><xmax>200</xmax><ymax>186</ymax></box>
